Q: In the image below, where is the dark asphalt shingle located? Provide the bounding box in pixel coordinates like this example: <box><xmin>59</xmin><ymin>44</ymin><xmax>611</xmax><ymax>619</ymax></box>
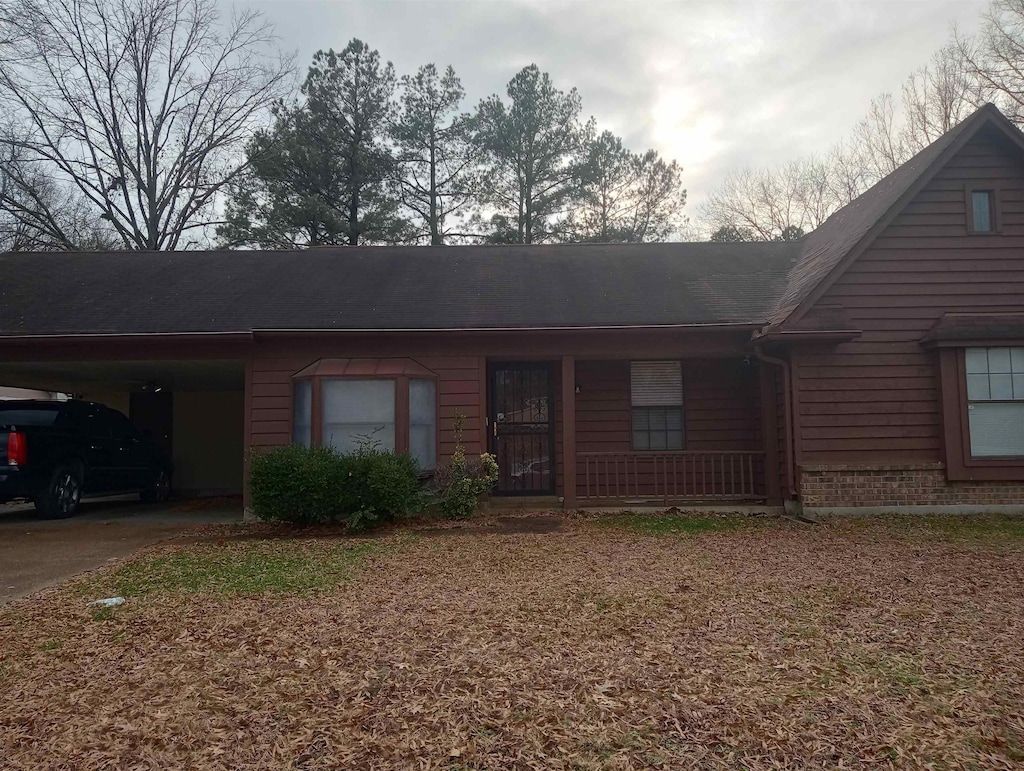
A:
<box><xmin>0</xmin><ymin>242</ymin><xmax>800</xmax><ymax>336</ymax></box>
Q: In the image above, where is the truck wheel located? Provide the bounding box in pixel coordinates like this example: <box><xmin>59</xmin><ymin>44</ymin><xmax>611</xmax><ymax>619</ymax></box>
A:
<box><xmin>141</xmin><ymin>468</ymin><xmax>171</xmax><ymax>503</ymax></box>
<box><xmin>35</xmin><ymin>463</ymin><xmax>83</xmax><ymax>519</ymax></box>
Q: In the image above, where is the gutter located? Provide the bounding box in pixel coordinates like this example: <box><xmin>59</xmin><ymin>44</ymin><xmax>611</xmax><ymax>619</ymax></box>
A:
<box><xmin>252</xmin><ymin>322</ymin><xmax>764</xmax><ymax>336</ymax></box>
<box><xmin>0</xmin><ymin>324</ymin><xmax>763</xmax><ymax>343</ymax></box>
<box><xmin>752</xmin><ymin>328</ymin><xmax>861</xmax><ymax>343</ymax></box>
<box><xmin>0</xmin><ymin>331</ymin><xmax>254</xmax><ymax>344</ymax></box>
<box><xmin>754</xmin><ymin>345</ymin><xmax>798</xmax><ymax>500</ymax></box>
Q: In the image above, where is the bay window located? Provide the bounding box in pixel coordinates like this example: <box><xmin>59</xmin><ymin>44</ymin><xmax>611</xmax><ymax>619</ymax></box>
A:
<box><xmin>322</xmin><ymin>379</ymin><xmax>396</xmax><ymax>453</ymax></box>
<box><xmin>291</xmin><ymin>359</ymin><xmax>438</xmax><ymax>470</ymax></box>
<box><xmin>409</xmin><ymin>378</ymin><xmax>437</xmax><ymax>470</ymax></box>
<box><xmin>292</xmin><ymin>379</ymin><xmax>312</xmax><ymax>447</ymax></box>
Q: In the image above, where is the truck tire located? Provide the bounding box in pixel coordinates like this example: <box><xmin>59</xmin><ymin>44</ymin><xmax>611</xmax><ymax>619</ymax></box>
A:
<box><xmin>140</xmin><ymin>468</ymin><xmax>171</xmax><ymax>503</ymax></box>
<box><xmin>34</xmin><ymin>463</ymin><xmax>83</xmax><ymax>519</ymax></box>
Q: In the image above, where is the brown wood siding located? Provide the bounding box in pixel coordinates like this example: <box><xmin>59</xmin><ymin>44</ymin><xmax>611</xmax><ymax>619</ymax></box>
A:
<box><xmin>796</xmin><ymin>131</ymin><xmax>1024</xmax><ymax>466</ymax></box>
<box><xmin>573</xmin><ymin>358</ymin><xmax>763</xmax><ymax>492</ymax></box>
<box><xmin>574</xmin><ymin>359</ymin><xmax>761</xmax><ymax>453</ymax></box>
<box><xmin>764</xmin><ymin>362</ymin><xmax>788</xmax><ymax>497</ymax></box>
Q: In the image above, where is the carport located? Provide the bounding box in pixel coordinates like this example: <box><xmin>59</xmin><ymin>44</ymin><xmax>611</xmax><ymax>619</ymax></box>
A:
<box><xmin>0</xmin><ymin>355</ymin><xmax>246</xmax><ymax>498</ymax></box>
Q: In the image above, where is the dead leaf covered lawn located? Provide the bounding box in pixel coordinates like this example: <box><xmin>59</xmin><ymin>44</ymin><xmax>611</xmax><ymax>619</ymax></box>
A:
<box><xmin>1</xmin><ymin>514</ymin><xmax>1023</xmax><ymax>769</ymax></box>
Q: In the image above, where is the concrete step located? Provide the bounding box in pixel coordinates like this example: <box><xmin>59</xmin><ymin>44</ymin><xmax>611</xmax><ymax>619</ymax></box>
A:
<box><xmin>484</xmin><ymin>495</ymin><xmax>562</xmax><ymax>511</ymax></box>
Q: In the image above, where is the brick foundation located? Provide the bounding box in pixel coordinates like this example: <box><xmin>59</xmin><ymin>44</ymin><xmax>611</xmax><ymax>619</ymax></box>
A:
<box><xmin>799</xmin><ymin>463</ymin><xmax>1024</xmax><ymax>510</ymax></box>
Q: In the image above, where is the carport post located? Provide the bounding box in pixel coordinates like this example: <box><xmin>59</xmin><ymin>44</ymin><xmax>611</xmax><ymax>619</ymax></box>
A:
<box><xmin>561</xmin><ymin>355</ymin><xmax>576</xmax><ymax>510</ymax></box>
<box><xmin>243</xmin><ymin>355</ymin><xmax>256</xmax><ymax>522</ymax></box>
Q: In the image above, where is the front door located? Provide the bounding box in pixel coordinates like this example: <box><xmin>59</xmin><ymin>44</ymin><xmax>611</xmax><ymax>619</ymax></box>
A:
<box><xmin>489</xmin><ymin>363</ymin><xmax>555</xmax><ymax>495</ymax></box>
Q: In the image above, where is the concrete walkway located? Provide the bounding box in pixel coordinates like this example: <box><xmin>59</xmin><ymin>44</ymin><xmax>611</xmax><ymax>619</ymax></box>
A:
<box><xmin>0</xmin><ymin>497</ymin><xmax>241</xmax><ymax>605</ymax></box>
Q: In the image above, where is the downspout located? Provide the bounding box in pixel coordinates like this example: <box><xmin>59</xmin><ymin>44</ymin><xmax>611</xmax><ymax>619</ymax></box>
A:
<box><xmin>754</xmin><ymin>345</ymin><xmax>798</xmax><ymax>501</ymax></box>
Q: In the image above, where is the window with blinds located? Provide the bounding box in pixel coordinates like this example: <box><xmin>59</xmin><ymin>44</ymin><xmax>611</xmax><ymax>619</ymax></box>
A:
<box><xmin>966</xmin><ymin>347</ymin><xmax>1024</xmax><ymax>457</ymax></box>
<box><xmin>630</xmin><ymin>361</ymin><xmax>684</xmax><ymax>450</ymax></box>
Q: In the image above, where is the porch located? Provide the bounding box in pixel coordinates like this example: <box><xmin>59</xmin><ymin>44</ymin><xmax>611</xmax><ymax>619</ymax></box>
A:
<box><xmin>488</xmin><ymin>356</ymin><xmax>785</xmax><ymax>508</ymax></box>
<box><xmin>578</xmin><ymin>450</ymin><xmax>765</xmax><ymax>503</ymax></box>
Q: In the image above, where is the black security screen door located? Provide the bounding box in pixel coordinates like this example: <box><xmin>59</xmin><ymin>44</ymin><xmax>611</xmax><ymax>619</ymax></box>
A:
<box><xmin>489</xmin><ymin>363</ymin><xmax>555</xmax><ymax>495</ymax></box>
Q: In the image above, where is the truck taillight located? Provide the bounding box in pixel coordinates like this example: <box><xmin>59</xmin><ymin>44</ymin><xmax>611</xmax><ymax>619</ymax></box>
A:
<box><xmin>6</xmin><ymin>430</ymin><xmax>26</xmax><ymax>466</ymax></box>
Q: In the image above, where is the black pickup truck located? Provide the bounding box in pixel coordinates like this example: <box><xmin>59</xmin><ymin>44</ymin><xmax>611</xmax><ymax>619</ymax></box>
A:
<box><xmin>0</xmin><ymin>400</ymin><xmax>173</xmax><ymax>518</ymax></box>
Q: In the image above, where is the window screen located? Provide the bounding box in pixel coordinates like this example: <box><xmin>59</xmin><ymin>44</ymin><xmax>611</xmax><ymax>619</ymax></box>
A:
<box><xmin>966</xmin><ymin>347</ymin><xmax>1024</xmax><ymax>457</ymax></box>
<box><xmin>409</xmin><ymin>378</ymin><xmax>437</xmax><ymax>470</ymax></box>
<box><xmin>630</xmin><ymin>361</ymin><xmax>684</xmax><ymax>450</ymax></box>
<box><xmin>971</xmin><ymin>190</ymin><xmax>994</xmax><ymax>233</ymax></box>
<box><xmin>293</xmin><ymin>380</ymin><xmax>312</xmax><ymax>447</ymax></box>
<box><xmin>322</xmin><ymin>379</ymin><xmax>395</xmax><ymax>453</ymax></box>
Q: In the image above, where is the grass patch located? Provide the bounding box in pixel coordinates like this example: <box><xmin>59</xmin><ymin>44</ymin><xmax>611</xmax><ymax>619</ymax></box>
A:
<box><xmin>850</xmin><ymin>513</ymin><xmax>1024</xmax><ymax>542</ymax></box>
<box><xmin>89</xmin><ymin>605</ymin><xmax>116</xmax><ymax>622</ymax></box>
<box><xmin>80</xmin><ymin>538</ymin><xmax>387</xmax><ymax>598</ymax></box>
<box><xmin>593</xmin><ymin>512</ymin><xmax>742</xmax><ymax>536</ymax></box>
<box><xmin>920</xmin><ymin>514</ymin><xmax>1024</xmax><ymax>541</ymax></box>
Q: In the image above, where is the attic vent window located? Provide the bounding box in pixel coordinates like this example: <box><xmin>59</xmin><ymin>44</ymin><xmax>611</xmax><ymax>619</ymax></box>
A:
<box><xmin>972</xmin><ymin>191</ymin><xmax>994</xmax><ymax>232</ymax></box>
<box><xmin>967</xmin><ymin>187</ymin><xmax>999</xmax><ymax>234</ymax></box>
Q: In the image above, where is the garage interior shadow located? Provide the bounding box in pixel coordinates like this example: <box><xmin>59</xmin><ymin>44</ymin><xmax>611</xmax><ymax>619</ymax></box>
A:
<box><xmin>0</xmin><ymin>358</ymin><xmax>246</xmax><ymax>507</ymax></box>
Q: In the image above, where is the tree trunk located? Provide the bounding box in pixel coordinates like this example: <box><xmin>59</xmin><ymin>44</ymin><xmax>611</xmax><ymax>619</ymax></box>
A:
<box><xmin>429</xmin><ymin>131</ymin><xmax>440</xmax><ymax>245</ymax></box>
<box><xmin>523</xmin><ymin>165</ymin><xmax>533</xmax><ymax>244</ymax></box>
<box><xmin>348</xmin><ymin>138</ymin><xmax>360</xmax><ymax>246</ymax></box>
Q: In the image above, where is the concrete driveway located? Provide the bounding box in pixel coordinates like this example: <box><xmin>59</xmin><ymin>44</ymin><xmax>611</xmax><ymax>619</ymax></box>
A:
<box><xmin>0</xmin><ymin>497</ymin><xmax>241</xmax><ymax>606</ymax></box>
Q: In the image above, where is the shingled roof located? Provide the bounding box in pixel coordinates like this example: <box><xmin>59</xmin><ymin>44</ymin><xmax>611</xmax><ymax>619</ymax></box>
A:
<box><xmin>0</xmin><ymin>242</ymin><xmax>799</xmax><ymax>336</ymax></box>
<box><xmin>3</xmin><ymin>105</ymin><xmax>1022</xmax><ymax>340</ymax></box>
<box><xmin>772</xmin><ymin>103</ymin><xmax>1024</xmax><ymax>327</ymax></box>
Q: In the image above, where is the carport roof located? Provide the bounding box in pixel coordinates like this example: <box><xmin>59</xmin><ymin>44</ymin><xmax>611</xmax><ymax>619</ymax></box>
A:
<box><xmin>0</xmin><ymin>242</ymin><xmax>799</xmax><ymax>336</ymax></box>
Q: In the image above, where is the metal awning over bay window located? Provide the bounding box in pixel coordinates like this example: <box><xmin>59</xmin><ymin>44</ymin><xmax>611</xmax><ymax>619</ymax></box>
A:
<box><xmin>291</xmin><ymin>358</ymin><xmax>438</xmax><ymax>470</ymax></box>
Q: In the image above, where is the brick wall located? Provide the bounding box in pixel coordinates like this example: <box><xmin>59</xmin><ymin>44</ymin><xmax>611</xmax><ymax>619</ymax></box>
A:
<box><xmin>800</xmin><ymin>463</ymin><xmax>1024</xmax><ymax>509</ymax></box>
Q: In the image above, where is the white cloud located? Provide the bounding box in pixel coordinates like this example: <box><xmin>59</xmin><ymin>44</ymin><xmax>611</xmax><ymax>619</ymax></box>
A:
<box><xmin>237</xmin><ymin>0</ymin><xmax>989</xmax><ymax>210</ymax></box>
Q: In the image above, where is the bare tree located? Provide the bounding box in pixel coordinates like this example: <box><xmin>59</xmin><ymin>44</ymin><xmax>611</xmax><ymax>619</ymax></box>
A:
<box><xmin>699</xmin><ymin>158</ymin><xmax>838</xmax><ymax>242</ymax></box>
<box><xmin>903</xmin><ymin>43</ymin><xmax>981</xmax><ymax>150</ymax></box>
<box><xmin>0</xmin><ymin>129</ymin><xmax>118</xmax><ymax>250</ymax></box>
<box><xmin>849</xmin><ymin>94</ymin><xmax>908</xmax><ymax>179</ymax></box>
<box><xmin>0</xmin><ymin>0</ymin><xmax>292</xmax><ymax>251</ymax></box>
<box><xmin>700</xmin><ymin>37</ymin><xmax>984</xmax><ymax>241</ymax></box>
<box><xmin>957</xmin><ymin>0</ymin><xmax>1024</xmax><ymax>124</ymax></box>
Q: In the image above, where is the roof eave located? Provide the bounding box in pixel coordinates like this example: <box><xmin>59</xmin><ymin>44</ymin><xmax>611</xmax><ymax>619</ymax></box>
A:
<box><xmin>251</xmin><ymin>322</ymin><xmax>767</xmax><ymax>336</ymax></box>
<box><xmin>751</xmin><ymin>328</ymin><xmax>862</xmax><ymax>344</ymax></box>
<box><xmin>0</xmin><ymin>331</ymin><xmax>253</xmax><ymax>344</ymax></box>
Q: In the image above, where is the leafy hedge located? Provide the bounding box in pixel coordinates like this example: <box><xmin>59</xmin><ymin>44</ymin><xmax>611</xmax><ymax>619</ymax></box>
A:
<box><xmin>248</xmin><ymin>444</ymin><xmax>424</xmax><ymax>531</ymax></box>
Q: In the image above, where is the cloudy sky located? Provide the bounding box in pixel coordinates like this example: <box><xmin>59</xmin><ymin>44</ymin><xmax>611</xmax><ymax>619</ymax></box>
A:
<box><xmin>237</xmin><ymin>0</ymin><xmax>989</xmax><ymax>211</ymax></box>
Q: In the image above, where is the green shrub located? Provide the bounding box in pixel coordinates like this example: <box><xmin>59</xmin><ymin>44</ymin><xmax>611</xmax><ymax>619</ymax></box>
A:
<box><xmin>248</xmin><ymin>445</ymin><xmax>348</xmax><ymax>526</ymax></box>
<box><xmin>249</xmin><ymin>444</ymin><xmax>424</xmax><ymax>531</ymax></box>
<box><xmin>431</xmin><ymin>413</ymin><xmax>499</xmax><ymax>520</ymax></box>
<box><xmin>338</xmin><ymin>447</ymin><xmax>424</xmax><ymax>531</ymax></box>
